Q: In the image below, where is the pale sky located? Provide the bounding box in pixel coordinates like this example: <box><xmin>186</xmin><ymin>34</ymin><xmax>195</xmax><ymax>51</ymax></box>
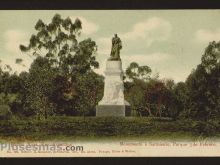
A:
<box><xmin>0</xmin><ymin>10</ymin><xmax>220</xmax><ymax>82</ymax></box>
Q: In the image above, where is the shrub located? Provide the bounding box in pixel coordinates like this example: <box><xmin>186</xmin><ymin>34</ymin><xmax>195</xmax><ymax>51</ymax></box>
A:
<box><xmin>191</xmin><ymin>120</ymin><xmax>220</xmax><ymax>136</ymax></box>
<box><xmin>0</xmin><ymin>105</ymin><xmax>12</xmax><ymax>120</ymax></box>
<box><xmin>0</xmin><ymin>117</ymin><xmax>219</xmax><ymax>139</ymax></box>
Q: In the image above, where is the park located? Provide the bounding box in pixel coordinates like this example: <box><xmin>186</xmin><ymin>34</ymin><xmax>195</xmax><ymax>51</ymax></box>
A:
<box><xmin>0</xmin><ymin>13</ymin><xmax>220</xmax><ymax>142</ymax></box>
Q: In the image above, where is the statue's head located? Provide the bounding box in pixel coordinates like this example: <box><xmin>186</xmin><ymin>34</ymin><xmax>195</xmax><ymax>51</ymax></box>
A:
<box><xmin>114</xmin><ymin>34</ymin><xmax>117</xmax><ymax>37</ymax></box>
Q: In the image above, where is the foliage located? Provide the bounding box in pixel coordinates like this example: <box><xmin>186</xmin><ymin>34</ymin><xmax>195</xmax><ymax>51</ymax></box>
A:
<box><xmin>18</xmin><ymin>14</ymin><xmax>101</xmax><ymax>119</ymax></box>
<box><xmin>0</xmin><ymin>14</ymin><xmax>219</xmax><ymax>125</ymax></box>
<box><xmin>144</xmin><ymin>79</ymin><xmax>181</xmax><ymax>119</ymax></box>
<box><xmin>185</xmin><ymin>41</ymin><xmax>220</xmax><ymax>120</ymax></box>
<box><xmin>124</xmin><ymin>62</ymin><xmax>152</xmax><ymax>116</ymax></box>
<box><xmin>124</xmin><ymin>79</ymin><xmax>148</xmax><ymax>116</ymax></box>
<box><xmin>20</xmin><ymin>14</ymin><xmax>98</xmax><ymax>78</ymax></box>
<box><xmin>23</xmin><ymin>57</ymin><xmax>57</xmax><ymax>119</ymax></box>
<box><xmin>0</xmin><ymin>93</ymin><xmax>18</xmax><ymax>106</ymax></box>
<box><xmin>125</xmin><ymin>62</ymin><xmax>151</xmax><ymax>81</ymax></box>
<box><xmin>124</xmin><ymin>63</ymin><xmax>182</xmax><ymax>119</ymax></box>
<box><xmin>173</xmin><ymin>82</ymin><xmax>189</xmax><ymax>119</ymax></box>
<box><xmin>0</xmin><ymin>63</ymin><xmax>27</xmax><ymax>118</ymax></box>
<box><xmin>0</xmin><ymin>105</ymin><xmax>12</xmax><ymax>120</ymax></box>
<box><xmin>0</xmin><ymin>117</ymin><xmax>219</xmax><ymax>138</ymax></box>
<box><xmin>74</xmin><ymin>71</ymin><xmax>104</xmax><ymax>116</ymax></box>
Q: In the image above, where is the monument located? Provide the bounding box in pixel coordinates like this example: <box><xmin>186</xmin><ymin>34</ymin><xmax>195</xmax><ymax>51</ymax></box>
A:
<box><xmin>96</xmin><ymin>34</ymin><xmax>131</xmax><ymax>116</ymax></box>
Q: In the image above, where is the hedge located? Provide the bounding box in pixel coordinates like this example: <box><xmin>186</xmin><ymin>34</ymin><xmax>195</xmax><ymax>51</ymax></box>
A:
<box><xmin>0</xmin><ymin>116</ymin><xmax>220</xmax><ymax>138</ymax></box>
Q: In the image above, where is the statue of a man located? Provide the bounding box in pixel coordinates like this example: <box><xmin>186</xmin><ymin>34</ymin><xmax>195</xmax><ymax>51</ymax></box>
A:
<box><xmin>109</xmin><ymin>34</ymin><xmax>122</xmax><ymax>61</ymax></box>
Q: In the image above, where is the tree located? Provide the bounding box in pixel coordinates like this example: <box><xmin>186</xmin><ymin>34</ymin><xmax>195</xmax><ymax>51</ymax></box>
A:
<box><xmin>19</xmin><ymin>14</ymin><xmax>100</xmax><ymax>118</ymax></box>
<box><xmin>185</xmin><ymin>41</ymin><xmax>220</xmax><ymax>120</ymax></box>
<box><xmin>125</xmin><ymin>62</ymin><xmax>180</xmax><ymax>118</ymax></box>
<box><xmin>10</xmin><ymin>71</ymin><xmax>29</xmax><ymax>117</ymax></box>
<box><xmin>20</xmin><ymin>14</ymin><xmax>98</xmax><ymax>79</ymax></box>
<box><xmin>49</xmin><ymin>74</ymin><xmax>77</xmax><ymax>115</ymax></box>
<box><xmin>144</xmin><ymin>79</ymin><xmax>180</xmax><ymax>119</ymax></box>
<box><xmin>49</xmin><ymin>71</ymin><xmax>104</xmax><ymax>116</ymax></box>
<box><xmin>163</xmin><ymin>78</ymin><xmax>175</xmax><ymax>90</ymax></box>
<box><xmin>0</xmin><ymin>104</ymin><xmax>12</xmax><ymax>120</ymax></box>
<box><xmin>173</xmin><ymin>82</ymin><xmax>189</xmax><ymax>118</ymax></box>
<box><xmin>74</xmin><ymin>71</ymin><xmax>104</xmax><ymax>116</ymax></box>
<box><xmin>144</xmin><ymin>80</ymin><xmax>166</xmax><ymax>117</ymax></box>
<box><xmin>125</xmin><ymin>79</ymin><xmax>148</xmax><ymax>116</ymax></box>
<box><xmin>0</xmin><ymin>64</ymin><xmax>24</xmax><ymax>119</ymax></box>
<box><xmin>125</xmin><ymin>62</ymin><xmax>151</xmax><ymax>81</ymax></box>
<box><xmin>124</xmin><ymin>62</ymin><xmax>152</xmax><ymax>116</ymax></box>
<box><xmin>24</xmin><ymin>57</ymin><xmax>57</xmax><ymax>119</ymax></box>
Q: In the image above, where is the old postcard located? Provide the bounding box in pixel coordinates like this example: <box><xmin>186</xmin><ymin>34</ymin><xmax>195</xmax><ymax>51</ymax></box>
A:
<box><xmin>0</xmin><ymin>10</ymin><xmax>220</xmax><ymax>157</ymax></box>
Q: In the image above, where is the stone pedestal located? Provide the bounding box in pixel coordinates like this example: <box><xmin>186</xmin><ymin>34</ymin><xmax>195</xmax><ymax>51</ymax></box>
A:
<box><xmin>96</xmin><ymin>60</ymin><xmax>130</xmax><ymax>117</ymax></box>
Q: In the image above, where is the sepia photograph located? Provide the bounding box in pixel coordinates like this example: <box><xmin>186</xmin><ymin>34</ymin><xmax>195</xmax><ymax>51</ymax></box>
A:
<box><xmin>0</xmin><ymin>10</ymin><xmax>220</xmax><ymax>157</ymax></box>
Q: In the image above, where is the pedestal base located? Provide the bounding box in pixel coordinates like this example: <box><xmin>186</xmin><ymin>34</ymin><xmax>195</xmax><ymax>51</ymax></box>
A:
<box><xmin>96</xmin><ymin>60</ymin><xmax>131</xmax><ymax>117</ymax></box>
<box><xmin>96</xmin><ymin>105</ymin><xmax>131</xmax><ymax>117</ymax></box>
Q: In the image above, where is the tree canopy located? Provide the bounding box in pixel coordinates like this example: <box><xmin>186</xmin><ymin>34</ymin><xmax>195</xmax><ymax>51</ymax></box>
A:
<box><xmin>20</xmin><ymin>14</ymin><xmax>99</xmax><ymax>79</ymax></box>
<box><xmin>185</xmin><ymin>41</ymin><xmax>220</xmax><ymax>120</ymax></box>
<box><xmin>17</xmin><ymin>14</ymin><xmax>101</xmax><ymax>119</ymax></box>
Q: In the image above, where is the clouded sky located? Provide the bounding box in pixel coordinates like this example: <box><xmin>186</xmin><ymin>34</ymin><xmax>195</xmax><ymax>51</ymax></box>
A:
<box><xmin>0</xmin><ymin>10</ymin><xmax>220</xmax><ymax>82</ymax></box>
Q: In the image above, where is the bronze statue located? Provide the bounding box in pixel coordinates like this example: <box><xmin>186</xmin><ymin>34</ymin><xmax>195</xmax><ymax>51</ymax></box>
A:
<box><xmin>108</xmin><ymin>34</ymin><xmax>122</xmax><ymax>61</ymax></box>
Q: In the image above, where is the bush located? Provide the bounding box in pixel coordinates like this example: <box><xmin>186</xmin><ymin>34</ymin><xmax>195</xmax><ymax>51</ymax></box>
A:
<box><xmin>0</xmin><ymin>117</ymin><xmax>219</xmax><ymax>139</ymax></box>
<box><xmin>0</xmin><ymin>105</ymin><xmax>12</xmax><ymax>120</ymax></box>
<box><xmin>191</xmin><ymin>120</ymin><xmax>220</xmax><ymax>136</ymax></box>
